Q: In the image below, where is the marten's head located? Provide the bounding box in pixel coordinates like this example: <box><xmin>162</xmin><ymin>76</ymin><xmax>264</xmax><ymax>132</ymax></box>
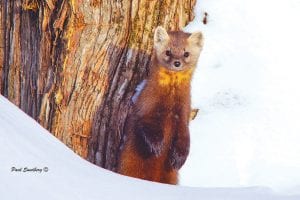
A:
<box><xmin>153</xmin><ymin>26</ymin><xmax>203</xmax><ymax>72</ymax></box>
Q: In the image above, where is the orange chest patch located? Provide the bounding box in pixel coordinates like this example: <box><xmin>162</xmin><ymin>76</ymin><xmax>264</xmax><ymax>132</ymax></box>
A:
<box><xmin>158</xmin><ymin>67</ymin><xmax>193</xmax><ymax>86</ymax></box>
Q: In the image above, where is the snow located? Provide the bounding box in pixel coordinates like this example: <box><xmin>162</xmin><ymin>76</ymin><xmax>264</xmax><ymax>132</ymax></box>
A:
<box><xmin>132</xmin><ymin>80</ymin><xmax>147</xmax><ymax>103</ymax></box>
<box><xmin>181</xmin><ymin>0</ymin><xmax>300</xmax><ymax>195</ymax></box>
<box><xmin>2</xmin><ymin>96</ymin><xmax>300</xmax><ymax>199</ymax></box>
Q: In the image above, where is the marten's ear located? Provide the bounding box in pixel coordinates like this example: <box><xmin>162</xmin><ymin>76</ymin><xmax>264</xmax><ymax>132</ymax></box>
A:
<box><xmin>188</xmin><ymin>32</ymin><xmax>204</xmax><ymax>48</ymax></box>
<box><xmin>154</xmin><ymin>26</ymin><xmax>169</xmax><ymax>48</ymax></box>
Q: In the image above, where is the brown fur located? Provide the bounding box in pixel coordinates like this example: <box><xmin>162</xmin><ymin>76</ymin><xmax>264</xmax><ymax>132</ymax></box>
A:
<box><xmin>118</xmin><ymin>27</ymin><xmax>203</xmax><ymax>184</ymax></box>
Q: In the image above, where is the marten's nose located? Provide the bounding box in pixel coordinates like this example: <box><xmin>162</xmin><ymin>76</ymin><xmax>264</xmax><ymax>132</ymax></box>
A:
<box><xmin>174</xmin><ymin>61</ymin><xmax>181</xmax><ymax>67</ymax></box>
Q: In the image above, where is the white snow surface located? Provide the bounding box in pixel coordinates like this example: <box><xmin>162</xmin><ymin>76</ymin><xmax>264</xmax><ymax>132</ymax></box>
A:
<box><xmin>1</xmin><ymin>96</ymin><xmax>299</xmax><ymax>200</ymax></box>
<box><xmin>181</xmin><ymin>0</ymin><xmax>300</xmax><ymax>195</ymax></box>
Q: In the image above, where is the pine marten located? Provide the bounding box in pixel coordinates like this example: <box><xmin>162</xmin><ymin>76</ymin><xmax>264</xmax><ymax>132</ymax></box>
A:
<box><xmin>118</xmin><ymin>26</ymin><xmax>204</xmax><ymax>184</ymax></box>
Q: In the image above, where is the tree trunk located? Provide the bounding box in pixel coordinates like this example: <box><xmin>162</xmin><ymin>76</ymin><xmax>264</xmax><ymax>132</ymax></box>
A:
<box><xmin>0</xmin><ymin>0</ymin><xmax>196</xmax><ymax>171</ymax></box>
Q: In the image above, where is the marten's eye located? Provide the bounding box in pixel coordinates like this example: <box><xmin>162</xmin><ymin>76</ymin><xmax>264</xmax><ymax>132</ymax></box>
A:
<box><xmin>184</xmin><ymin>52</ymin><xmax>190</xmax><ymax>57</ymax></box>
<box><xmin>166</xmin><ymin>50</ymin><xmax>171</xmax><ymax>57</ymax></box>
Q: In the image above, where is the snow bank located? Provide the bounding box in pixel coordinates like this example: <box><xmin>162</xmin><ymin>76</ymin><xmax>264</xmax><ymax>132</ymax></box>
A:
<box><xmin>182</xmin><ymin>0</ymin><xmax>300</xmax><ymax>195</ymax></box>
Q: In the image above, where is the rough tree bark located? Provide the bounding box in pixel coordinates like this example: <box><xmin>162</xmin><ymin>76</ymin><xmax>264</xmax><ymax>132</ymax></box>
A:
<box><xmin>0</xmin><ymin>0</ymin><xmax>196</xmax><ymax>171</ymax></box>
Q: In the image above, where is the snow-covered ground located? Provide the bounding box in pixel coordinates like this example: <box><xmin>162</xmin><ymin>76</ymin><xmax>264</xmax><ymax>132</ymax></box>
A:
<box><xmin>1</xmin><ymin>95</ymin><xmax>299</xmax><ymax>200</ymax></box>
<box><xmin>181</xmin><ymin>0</ymin><xmax>300</xmax><ymax>195</ymax></box>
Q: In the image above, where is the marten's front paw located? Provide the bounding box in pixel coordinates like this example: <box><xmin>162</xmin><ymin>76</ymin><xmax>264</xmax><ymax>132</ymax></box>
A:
<box><xmin>135</xmin><ymin>122</ymin><xmax>164</xmax><ymax>158</ymax></box>
<box><xmin>169</xmin><ymin>145</ymin><xmax>189</xmax><ymax>170</ymax></box>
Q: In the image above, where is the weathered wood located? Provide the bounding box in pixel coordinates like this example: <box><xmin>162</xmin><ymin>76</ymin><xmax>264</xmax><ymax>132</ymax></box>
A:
<box><xmin>0</xmin><ymin>0</ymin><xmax>196</xmax><ymax>171</ymax></box>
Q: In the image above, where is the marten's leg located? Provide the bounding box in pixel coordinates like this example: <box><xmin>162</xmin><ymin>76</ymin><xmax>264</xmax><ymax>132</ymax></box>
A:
<box><xmin>168</xmin><ymin>121</ymin><xmax>190</xmax><ymax>170</ymax></box>
<box><xmin>134</xmin><ymin>115</ymin><xmax>164</xmax><ymax>158</ymax></box>
<box><xmin>118</xmin><ymin>148</ymin><xmax>145</xmax><ymax>179</ymax></box>
<box><xmin>161</xmin><ymin>169</ymin><xmax>178</xmax><ymax>184</ymax></box>
<box><xmin>119</xmin><ymin>148</ymin><xmax>161</xmax><ymax>182</ymax></box>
